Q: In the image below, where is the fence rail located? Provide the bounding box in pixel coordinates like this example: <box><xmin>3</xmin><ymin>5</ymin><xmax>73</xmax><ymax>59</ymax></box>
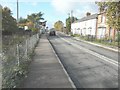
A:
<box><xmin>2</xmin><ymin>33</ymin><xmax>39</xmax><ymax>88</ymax></box>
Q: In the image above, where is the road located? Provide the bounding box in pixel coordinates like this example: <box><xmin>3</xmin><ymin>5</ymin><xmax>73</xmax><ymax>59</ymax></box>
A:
<box><xmin>47</xmin><ymin>32</ymin><xmax>118</xmax><ymax>88</ymax></box>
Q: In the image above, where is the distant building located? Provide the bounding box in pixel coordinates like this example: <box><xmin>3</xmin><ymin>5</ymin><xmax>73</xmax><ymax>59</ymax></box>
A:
<box><xmin>71</xmin><ymin>13</ymin><xmax>98</xmax><ymax>38</ymax></box>
<box><xmin>39</xmin><ymin>21</ymin><xmax>47</xmax><ymax>34</ymax></box>
<box><xmin>24</xmin><ymin>26</ymin><xmax>28</xmax><ymax>30</ymax></box>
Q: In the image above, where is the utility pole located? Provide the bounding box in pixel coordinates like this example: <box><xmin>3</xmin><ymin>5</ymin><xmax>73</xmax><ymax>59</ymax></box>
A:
<box><xmin>71</xmin><ymin>10</ymin><xmax>73</xmax><ymax>23</ymax></box>
<box><xmin>17</xmin><ymin>0</ymin><xmax>19</xmax><ymax>23</ymax></box>
<box><xmin>67</xmin><ymin>13</ymin><xmax>70</xmax><ymax>34</ymax></box>
<box><xmin>68</xmin><ymin>13</ymin><xmax>70</xmax><ymax>18</ymax></box>
<box><xmin>70</xmin><ymin>10</ymin><xmax>73</xmax><ymax>34</ymax></box>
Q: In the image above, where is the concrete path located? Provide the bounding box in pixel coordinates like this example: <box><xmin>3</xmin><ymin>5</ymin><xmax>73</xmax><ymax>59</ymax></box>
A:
<box><xmin>20</xmin><ymin>34</ymin><xmax>73</xmax><ymax>88</ymax></box>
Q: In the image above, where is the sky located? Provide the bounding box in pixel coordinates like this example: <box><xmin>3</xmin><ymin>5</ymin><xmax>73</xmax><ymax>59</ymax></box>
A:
<box><xmin>0</xmin><ymin>0</ymin><xmax>100</xmax><ymax>28</ymax></box>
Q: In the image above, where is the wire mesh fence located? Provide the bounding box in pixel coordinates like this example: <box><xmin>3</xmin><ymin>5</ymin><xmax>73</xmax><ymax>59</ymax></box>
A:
<box><xmin>2</xmin><ymin>33</ymin><xmax>39</xmax><ymax>88</ymax></box>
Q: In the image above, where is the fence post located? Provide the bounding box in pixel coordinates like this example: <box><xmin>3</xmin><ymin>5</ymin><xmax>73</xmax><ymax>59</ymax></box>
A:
<box><xmin>16</xmin><ymin>44</ymin><xmax>20</xmax><ymax>66</ymax></box>
<box><xmin>25</xmin><ymin>40</ymin><xmax>28</xmax><ymax>59</ymax></box>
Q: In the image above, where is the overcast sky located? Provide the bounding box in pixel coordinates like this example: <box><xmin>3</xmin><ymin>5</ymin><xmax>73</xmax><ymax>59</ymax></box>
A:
<box><xmin>0</xmin><ymin>0</ymin><xmax>100</xmax><ymax>28</ymax></box>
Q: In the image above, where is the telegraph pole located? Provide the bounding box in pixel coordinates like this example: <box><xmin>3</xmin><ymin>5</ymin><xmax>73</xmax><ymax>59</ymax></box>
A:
<box><xmin>67</xmin><ymin>13</ymin><xmax>70</xmax><ymax>34</ymax></box>
<box><xmin>17</xmin><ymin>0</ymin><xmax>19</xmax><ymax>23</ymax></box>
<box><xmin>70</xmin><ymin>10</ymin><xmax>73</xmax><ymax>34</ymax></box>
<box><xmin>71</xmin><ymin>10</ymin><xmax>73</xmax><ymax>23</ymax></box>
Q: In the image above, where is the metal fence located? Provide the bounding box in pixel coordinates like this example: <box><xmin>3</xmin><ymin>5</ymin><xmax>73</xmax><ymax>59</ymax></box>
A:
<box><xmin>2</xmin><ymin>33</ymin><xmax>39</xmax><ymax>88</ymax></box>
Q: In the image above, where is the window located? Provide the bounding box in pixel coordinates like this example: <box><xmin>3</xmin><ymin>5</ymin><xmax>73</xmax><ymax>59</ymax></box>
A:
<box><xmin>101</xmin><ymin>15</ymin><xmax>103</xmax><ymax>23</ymax></box>
<box><xmin>101</xmin><ymin>15</ymin><xmax>105</xmax><ymax>23</ymax></box>
<box><xmin>102</xmin><ymin>16</ymin><xmax>105</xmax><ymax>23</ymax></box>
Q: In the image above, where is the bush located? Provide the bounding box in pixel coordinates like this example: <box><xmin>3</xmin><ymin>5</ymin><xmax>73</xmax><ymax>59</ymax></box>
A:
<box><xmin>71</xmin><ymin>34</ymin><xmax>80</xmax><ymax>37</ymax></box>
<box><xmin>116</xmin><ymin>32</ymin><xmax>120</xmax><ymax>42</ymax></box>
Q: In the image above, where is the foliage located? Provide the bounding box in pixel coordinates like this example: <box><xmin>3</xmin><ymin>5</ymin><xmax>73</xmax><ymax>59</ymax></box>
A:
<box><xmin>26</xmin><ymin>21</ymin><xmax>34</xmax><ymax>29</ymax></box>
<box><xmin>116</xmin><ymin>31</ymin><xmax>120</xmax><ymax>42</ymax></box>
<box><xmin>71</xmin><ymin>34</ymin><xmax>80</xmax><ymax>37</ymax></box>
<box><xmin>19</xmin><ymin>17</ymin><xmax>28</xmax><ymax>24</ymax></box>
<box><xmin>96</xmin><ymin>1</ymin><xmax>120</xmax><ymax>30</ymax></box>
<box><xmin>54</xmin><ymin>20</ymin><xmax>64</xmax><ymax>31</ymax></box>
<box><xmin>66</xmin><ymin>17</ymin><xmax>71</xmax><ymax>34</ymax></box>
<box><xmin>2</xmin><ymin>34</ymin><xmax>39</xmax><ymax>88</ymax></box>
<box><xmin>78</xmin><ymin>35</ymin><xmax>119</xmax><ymax>47</ymax></box>
<box><xmin>18</xmin><ymin>12</ymin><xmax>44</xmax><ymax>32</ymax></box>
<box><xmin>66</xmin><ymin>16</ymin><xmax>78</xmax><ymax>34</ymax></box>
<box><xmin>31</xmin><ymin>27</ymin><xmax>39</xmax><ymax>32</ymax></box>
<box><xmin>2</xmin><ymin>7</ymin><xmax>18</xmax><ymax>34</ymax></box>
<box><xmin>27</xmin><ymin>12</ymin><xmax>44</xmax><ymax>32</ymax></box>
<box><xmin>27</xmin><ymin>12</ymin><xmax>44</xmax><ymax>26</ymax></box>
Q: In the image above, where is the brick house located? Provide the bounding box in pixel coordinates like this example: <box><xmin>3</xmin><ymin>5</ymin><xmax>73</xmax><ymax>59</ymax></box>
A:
<box><xmin>96</xmin><ymin>11</ymin><xmax>116</xmax><ymax>41</ymax></box>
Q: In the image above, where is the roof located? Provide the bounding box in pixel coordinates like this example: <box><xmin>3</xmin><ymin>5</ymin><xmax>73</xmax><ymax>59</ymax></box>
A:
<box><xmin>73</xmin><ymin>13</ymin><xmax>98</xmax><ymax>23</ymax></box>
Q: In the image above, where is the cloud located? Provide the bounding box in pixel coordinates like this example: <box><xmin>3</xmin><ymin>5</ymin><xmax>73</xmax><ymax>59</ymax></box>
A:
<box><xmin>51</xmin><ymin>0</ymin><xmax>79</xmax><ymax>14</ymax></box>
<box><xmin>51</xmin><ymin>0</ymin><xmax>98</xmax><ymax>18</ymax></box>
<box><xmin>30</xmin><ymin>2</ymin><xmax>38</xmax><ymax>6</ymax></box>
<box><xmin>0</xmin><ymin>0</ymin><xmax>52</xmax><ymax>3</ymax></box>
<box><xmin>0</xmin><ymin>0</ymin><xmax>119</xmax><ymax>3</ymax></box>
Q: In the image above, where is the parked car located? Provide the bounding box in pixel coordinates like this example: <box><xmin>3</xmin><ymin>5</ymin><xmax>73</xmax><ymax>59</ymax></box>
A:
<box><xmin>49</xmin><ymin>28</ymin><xmax>56</xmax><ymax>36</ymax></box>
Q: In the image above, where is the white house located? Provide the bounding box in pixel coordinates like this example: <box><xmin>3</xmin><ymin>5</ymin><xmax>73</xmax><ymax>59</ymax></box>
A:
<box><xmin>24</xmin><ymin>26</ymin><xmax>28</xmax><ymax>30</ymax></box>
<box><xmin>71</xmin><ymin>22</ymin><xmax>80</xmax><ymax>34</ymax></box>
<box><xmin>71</xmin><ymin>14</ymin><xmax>98</xmax><ymax>38</ymax></box>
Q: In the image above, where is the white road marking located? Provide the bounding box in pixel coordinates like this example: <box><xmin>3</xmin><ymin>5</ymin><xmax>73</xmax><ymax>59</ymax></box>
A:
<box><xmin>57</xmin><ymin>35</ymin><xmax>118</xmax><ymax>67</ymax></box>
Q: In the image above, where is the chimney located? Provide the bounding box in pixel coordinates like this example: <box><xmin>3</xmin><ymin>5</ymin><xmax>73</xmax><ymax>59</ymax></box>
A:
<box><xmin>86</xmin><ymin>12</ymin><xmax>91</xmax><ymax>16</ymax></box>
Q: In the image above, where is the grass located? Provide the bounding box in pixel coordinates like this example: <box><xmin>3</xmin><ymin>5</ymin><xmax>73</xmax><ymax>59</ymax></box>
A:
<box><xmin>71</xmin><ymin>34</ymin><xmax>119</xmax><ymax>48</ymax></box>
<box><xmin>2</xmin><ymin>33</ymin><xmax>39</xmax><ymax>88</ymax></box>
<box><xmin>71</xmin><ymin>34</ymin><xmax>80</xmax><ymax>37</ymax></box>
<box><xmin>94</xmin><ymin>40</ymin><xmax>119</xmax><ymax>47</ymax></box>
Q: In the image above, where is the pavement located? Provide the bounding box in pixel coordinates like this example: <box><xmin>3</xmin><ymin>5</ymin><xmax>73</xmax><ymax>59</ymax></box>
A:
<box><xmin>58</xmin><ymin>31</ymin><xmax>119</xmax><ymax>53</ymax></box>
<box><xmin>20</xmin><ymin>34</ymin><xmax>74</xmax><ymax>88</ymax></box>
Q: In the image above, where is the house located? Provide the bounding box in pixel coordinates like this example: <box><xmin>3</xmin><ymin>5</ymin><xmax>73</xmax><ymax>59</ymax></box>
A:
<box><xmin>39</xmin><ymin>21</ymin><xmax>47</xmax><ymax>34</ymax></box>
<box><xmin>71</xmin><ymin>22</ymin><xmax>80</xmax><ymax>35</ymax></box>
<box><xmin>97</xmin><ymin>11</ymin><xmax>116</xmax><ymax>40</ymax></box>
<box><xmin>71</xmin><ymin>13</ymin><xmax>98</xmax><ymax>38</ymax></box>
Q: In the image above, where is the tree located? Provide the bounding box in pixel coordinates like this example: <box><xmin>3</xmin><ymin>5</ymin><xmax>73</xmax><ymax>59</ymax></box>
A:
<box><xmin>2</xmin><ymin>7</ymin><xmax>18</xmax><ymax>34</ymax></box>
<box><xmin>96</xmin><ymin>1</ymin><xmax>120</xmax><ymax>30</ymax></box>
<box><xmin>66</xmin><ymin>16</ymin><xmax>78</xmax><ymax>34</ymax></box>
<box><xmin>66</xmin><ymin>17</ymin><xmax>71</xmax><ymax>34</ymax></box>
<box><xmin>27</xmin><ymin>12</ymin><xmax>44</xmax><ymax>32</ymax></box>
<box><xmin>96</xmin><ymin>1</ymin><xmax>120</xmax><ymax>42</ymax></box>
<box><xmin>19</xmin><ymin>17</ymin><xmax>28</xmax><ymax>24</ymax></box>
<box><xmin>54</xmin><ymin>20</ymin><xmax>64</xmax><ymax>31</ymax></box>
<box><xmin>18</xmin><ymin>17</ymin><xmax>28</xmax><ymax>28</ymax></box>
